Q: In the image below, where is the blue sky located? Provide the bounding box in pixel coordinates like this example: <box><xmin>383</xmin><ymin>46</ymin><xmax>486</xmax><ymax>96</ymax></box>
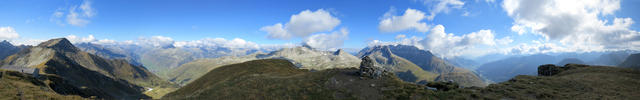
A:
<box><xmin>1</xmin><ymin>0</ymin><xmax>639</xmax><ymax>58</ymax></box>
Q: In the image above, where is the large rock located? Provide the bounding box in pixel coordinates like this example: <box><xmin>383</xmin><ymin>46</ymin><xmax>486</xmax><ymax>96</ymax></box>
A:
<box><xmin>538</xmin><ymin>64</ymin><xmax>589</xmax><ymax>76</ymax></box>
<box><xmin>358</xmin><ymin>56</ymin><xmax>389</xmax><ymax>79</ymax></box>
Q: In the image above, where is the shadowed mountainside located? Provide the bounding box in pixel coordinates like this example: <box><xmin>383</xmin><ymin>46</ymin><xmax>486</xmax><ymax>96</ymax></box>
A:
<box><xmin>619</xmin><ymin>53</ymin><xmax>640</xmax><ymax>69</ymax></box>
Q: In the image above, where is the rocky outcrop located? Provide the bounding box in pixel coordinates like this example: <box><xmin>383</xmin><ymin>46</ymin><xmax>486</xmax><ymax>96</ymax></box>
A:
<box><xmin>425</xmin><ymin>81</ymin><xmax>459</xmax><ymax>91</ymax></box>
<box><xmin>538</xmin><ymin>64</ymin><xmax>589</xmax><ymax>76</ymax></box>
<box><xmin>358</xmin><ymin>56</ymin><xmax>389</xmax><ymax>79</ymax></box>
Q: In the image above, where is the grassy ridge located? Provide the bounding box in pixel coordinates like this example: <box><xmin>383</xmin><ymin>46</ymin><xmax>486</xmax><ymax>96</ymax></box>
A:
<box><xmin>163</xmin><ymin>59</ymin><xmax>640</xmax><ymax>99</ymax></box>
<box><xmin>0</xmin><ymin>69</ymin><xmax>84</xmax><ymax>99</ymax></box>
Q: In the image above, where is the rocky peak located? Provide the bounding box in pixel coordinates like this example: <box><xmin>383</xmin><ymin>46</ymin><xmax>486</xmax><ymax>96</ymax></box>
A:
<box><xmin>0</xmin><ymin>40</ymin><xmax>14</xmax><ymax>47</ymax></box>
<box><xmin>333</xmin><ymin>49</ymin><xmax>345</xmax><ymax>55</ymax></box>
<box><xmin>301</xmin><ymin>43</ymin><xmax>314</xmax><ymax>50</ymax></box>
<box><xmin>37</xmin><ymin>38</ymin><xmax>79</xmax><ymax>52</ymax></box>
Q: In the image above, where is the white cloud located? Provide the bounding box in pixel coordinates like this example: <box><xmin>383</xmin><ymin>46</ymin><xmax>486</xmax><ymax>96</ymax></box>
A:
<box><xmin>369</xmin><ymin>25</ymin><xmax>512</xmax><ymax>58</ymax></box>
<box><xmin>303</xmin><ymin>28</ymin><xmax>349</xmax><ymax>49</ymax></box>
<box><xmin>421</xmin><ymin>0</ymin><xmax>465</xmax><ymax>20</ymax></box>
<box><xmin>65</xmin><ymin>35</ymin><xmax>96</xmax><ymax>43</ymax></box>
<box><xmin>261</xmin><ymin>9</ymin><xmax>341</xmax><ymax>39</ymax></box>
<box><xmin>137</xmin><ymin>36</ymin><xmax>175</xmax><ymax>47</ymax></box>
<box><xmin>395</xmin><ymin>34</ymin><xmax>407</xmax><ymax>40</ymax></box>
<box><xmin>502</xmin><ymin>0</ymin><xmax>640</xmax><ymax>51</ymax></box>
<box><xmin>420</xmin><ymin>25</ymin><xmax>509</xmax><ymax>57</ymax></box>
<box><xmin>0</xmin><ymin>26</ymin><xmax>19</xmax><ymax>40</ymax></box>
<box><xmin>59</xmin><ymin>35</ymin><xmax>288</xmax><ymax>50</ymax></box>
<box><xmin>173</xmin><ymin>38</ymin><xmax>260</xmax><ymax>49</ymax></box>
<box><xmin>378</xmin><ymin>8</ymin><xmax>429</xmax><ymax>33</ymax></box>
<box><xmin>11</xmin><ymin>39</ymin><xmax>46</xmax><ymax>46</ymax></box>
<box><xmin>51</xmin><ymin>0</ymin><xmax>96</xmax><ymax>27</ymax></box>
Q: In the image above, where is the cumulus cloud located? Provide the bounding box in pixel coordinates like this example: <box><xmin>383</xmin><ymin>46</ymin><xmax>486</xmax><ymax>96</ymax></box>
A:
<box><xmin>51</xmin><ymin>0</ymin><xmax>96</xmax><ymax>26</ymax></box>
<box><xmin>303</xmin><ymin>28</ymin><xmax>349</xmax><ymax>49</ymax></box>
<box><xmin>378</xmin><ymin>8</ymin><xmax>429</xmax><ymax>33</ymax></box>
<box><xmin>370</xmin><ymin>25</ymin><xmax>512</xmax><ymax>58</ymax></box>
<box><xmin>503</xmin><ymin>0</ymin><xmax>640</xmax><ymax>51</ymax></box>
<box><xmin>420</xmin><ymin>25</ymin><xmax>510</xmax><ymax>57</ymax></box>
<box><xmin>173</xmin><ymin>38</ymin><xmax>260</xmax><ymax>49</ymax></box>
<box><xmin>66</xmin><ymin>35</ymin><xmax>96</xmax><ymax>43</ymax></box>
<box><xmin>420</xmin><ymin>0</ymin><xmax>465</xmax><ymax>20</ymax></box>
<box><xmin>11</xmin><ymin>39</ymin><xmax>47</xmax><ymax>46</ymax></box>
<box><xmin>261</xmin><ymin>9</ymin><xmax>341</xmax><ymax>39</ymax></box>
<box><xmin>0</xmin><ymin>26</ymin><xmax>19</xmax><ymax>40</ymax></box>
<box><xmin>395</xmin><ymin>34</ymin><xmax>407</xmax><ymax>40</ymax></box>
<box><xmin>137</xmin><ymin>36</ymin><xmax>175</xmax><ymax>47</ymax></box>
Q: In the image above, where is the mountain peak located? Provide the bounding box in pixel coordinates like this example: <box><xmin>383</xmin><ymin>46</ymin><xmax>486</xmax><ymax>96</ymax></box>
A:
<box><xmin>37</xmin><ymin>38</ymin><xmax>79</xmax><ymax>52</ymax></box>
<box><xmin>333</xmin><ymin>49</ymin><xmax>346</xmax><ymax>55</ymax></box>
<box><xmin>0</xmin><ymin>40</ymin><xmax>12</xmax><ymax>46</ymax></box>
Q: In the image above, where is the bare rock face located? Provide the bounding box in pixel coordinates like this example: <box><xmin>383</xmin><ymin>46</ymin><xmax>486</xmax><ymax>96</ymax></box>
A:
<box><xmin>358</xmin><ymin>56</ymin><xmax>388</xmax><ymax>79</ymax></box>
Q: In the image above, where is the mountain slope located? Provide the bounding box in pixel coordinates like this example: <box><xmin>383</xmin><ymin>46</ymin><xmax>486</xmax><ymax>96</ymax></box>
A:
<box><xmin>590</xmin><ymin>51</ymin><xmax>632</xmax><ymax>66</ymax></box>
<box><xmin>0</xmin><ymin>38</ymin><xmax>174</xmax><ymax>99</ymax></box>
<box><xmin>164</xmin><ymin>59</ymin><xmax>640</xmax><ymax>99</ymax></box>
<box><xmin>619</xmin><ymin>53</ymin><xmax>640</xmax><ymax>69</ymax></box>
<box><xmin>0</xmin><ymin>40</ymin><xmax>24</xmax><ymax>60</ymax></box>
<box><xmin>357</xmin><ymin>45</ymin><xmax>485</xmax><ymax>87</ymax></box>
<box><xmin>258</xmin><ymin>46</ymin><xmax>361</xmax><ymax>70</ymax></box>
<box><xmin>0</xmin><ymin>69</ymin><xmax>85</xmax><ymax>99</ymax></box>
<box><xmin>162</xmin><ymin>59</ymin><xmax>437</xmax><ymax>99</ymax></box>
<box><xmin>75</xmin><ymin>42</ymin><xmax>262</xmax><ymax>78</ymax></box>
<box><xmin>557</xmin><ymin>58</ymin><xmax>585</xmax><ymax>66</ymax></box>
<box><xmin>476</xmin><ymin>54</ymin><xmax>560</xmax><ymax>82</ymax></box>
<box><xmin>167</xmin><ymin>47</ymin><xmax>361</xmax><ymax>85</ymax></box>
<box><xmin>167</xmin><ymin>53</ymin><xmax>261</xmax><ymax>85</ymax></box>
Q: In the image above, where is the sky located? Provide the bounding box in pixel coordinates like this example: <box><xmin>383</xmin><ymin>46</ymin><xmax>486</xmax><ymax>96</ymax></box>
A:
<box><xmin>1</xmin><ymin>0</ymin><xmax>639</xmax><ymax>58</ymax></box>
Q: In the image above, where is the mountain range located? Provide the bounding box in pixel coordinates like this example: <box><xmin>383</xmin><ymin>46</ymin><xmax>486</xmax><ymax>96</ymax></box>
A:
<box><xmin>0</xmin><ymin>40</ymin><xmax>26</xmax><ymax>60</ymax></box>
<box><xmin>74</xmin><ymin>42</ymin><xmax>263</xmax><ymax>78</ymax></box>
<box><xmin>166</xmin><ymin>46</ymin><xmax>361</xmax><ymax>85</ymax></box>
<box><xmin>357</xmin><ymin>45</ymin><xmax>486</xmax><ymax>87</ymax></box>
<box><xmin>619</xmin><ymin>53</ymin><xmax>640</xmax><ymax>69</ymax></box>
<box><xmin>476</xmin><ymin>50</ymin><xmax>639</xmax><ymax>83</ymax></box>
<box><xmin>162</xmin><ymin>58</ymin><xmax>640</xmax><ymax>99</ymax></box>
<box><xmin>0</xmin><ymin>38</ymin><xmax>176</xmax><ymax>99</ymax></box>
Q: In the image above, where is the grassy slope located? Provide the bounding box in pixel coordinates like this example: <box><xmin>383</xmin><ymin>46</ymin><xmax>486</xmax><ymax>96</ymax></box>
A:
<box><xmin>441</xmin><ymin>64</ymin><xmax>640</xmax><ymax>99</ymax></box>
<box><xmin>163</xmin><ymin>59</ymin><xmax>640</xmax><ymax>99</ymax></box>
<box><xmin>167</xmin><ymin>55</ymin><xmax>257</xmax><ymax>85</ymax></box>
<box><xmin>0</xmin><ymin>69</ymin><xmax>84</xmax><ymax>99</ymax></box>
<box><xmin>162</xmin><ymin>59</ymin><xmax>449</xmax><ymax>100</ymax></box>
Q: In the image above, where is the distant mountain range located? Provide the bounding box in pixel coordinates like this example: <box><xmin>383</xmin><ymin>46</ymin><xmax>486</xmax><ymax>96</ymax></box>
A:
<box><xmin>619</xmin><ymin>53</ymin><xmax>640</xmax><ymax>69</ymax></box>
<box><xmin>74</xmin><ymin>42</ymin><xmax>264</xmax><ymax>78</ymax></box>
<box><xmin>476</xmin><ymin>50</ymin><xmax>638</xmax><ymax>82</ymax></box>
<box><xmin>0</xmin><ymin>40</ymin><xmax>26</xmax><ymax>60</ymax></box>
<box><xmin>166</xmin><ymin>46</ymin><xmax>361</xmax><ymax>85</ymax></box>
<box><xmin>357</xmin><ymin>45</ymin><xmax>486</xmax><ymax>87</ymax></box>
<box><xmin>0</xmin><ymin>38</ymin><xmax>176</xmax><ymax>99</ymax></box>
<box><xmin>162</xmin><ymin>58</ymin><xmax>640</xmax><ymax>99</ymax></box>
